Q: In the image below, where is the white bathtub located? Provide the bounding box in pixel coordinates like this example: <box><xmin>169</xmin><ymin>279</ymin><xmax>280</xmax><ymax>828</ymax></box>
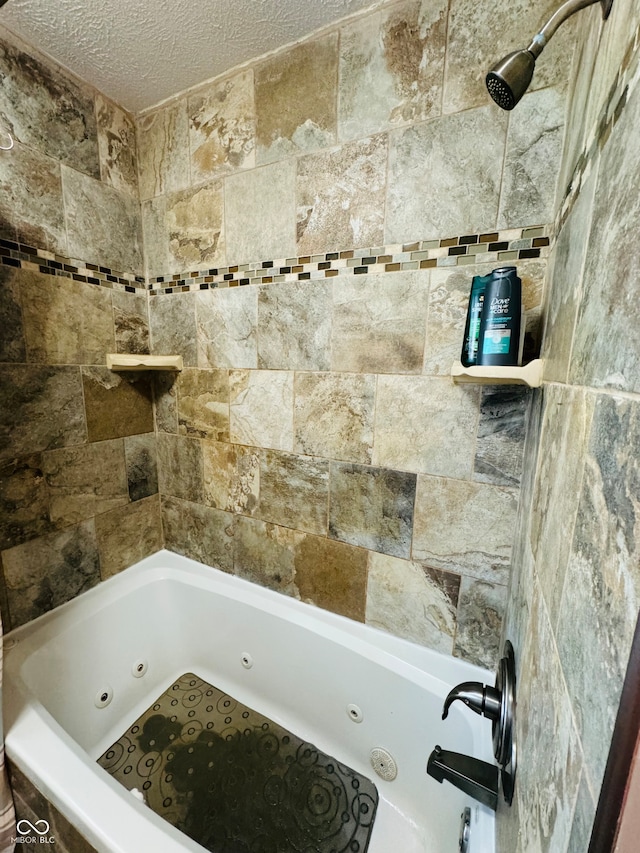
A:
<box><xmin>4</xmin><ymin>550</ymin><xmax>496</xmax><ymax>853</ymax></box>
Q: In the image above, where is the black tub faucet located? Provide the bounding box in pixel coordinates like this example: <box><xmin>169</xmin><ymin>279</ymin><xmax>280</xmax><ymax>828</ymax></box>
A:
<box><xmin>427</xmin><ymin>641</ymin><xmax>517</xmax><ymax>810</ymax></box>
<box><xmin>427</xmin><ymin>745</ymin><xmax>499</xmax><ymax>811</ymax></box>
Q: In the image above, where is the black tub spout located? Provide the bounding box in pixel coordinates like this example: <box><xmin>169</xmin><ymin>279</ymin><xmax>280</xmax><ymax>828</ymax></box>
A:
<box><xmin>427</xmin><ymin>745</ymin><xmax>499</xmax><ymax>811</ymax></box>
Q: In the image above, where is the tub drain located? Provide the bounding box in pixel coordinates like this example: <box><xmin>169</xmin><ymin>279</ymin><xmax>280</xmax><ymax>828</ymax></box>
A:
<box><xmin>370</xmin><ymin>747</ymin><xmax>397</xmax><ymax>781</ymax></box>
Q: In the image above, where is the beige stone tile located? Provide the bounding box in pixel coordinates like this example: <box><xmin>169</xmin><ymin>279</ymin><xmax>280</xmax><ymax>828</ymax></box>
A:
<box><xmin>0</xmin><ymin>454</ymin><xmax>53</xmax><ymax>551</ymax></box>
<box><xmin>230</xmin><ymin>369</ymin><xmax>293</xmax><ymax>451</ymax></box>
<box><xmin>157</xmin><ymin>433</ymin><xmax>204</xmax><ymax>504</ymax></box>
<box><xmin>453</xmin><ymin>576</ymin><xmax>507</xmax><ymax>668</ymax></box>
<box><xmin>294</xmin><ymin>533</ymin><xmax>368</xmax><ymax>622</ymax></box>
<box><xmin>474</xmin><ymin>387</ymin><xmax>529</xmax><ymax>487</ymax></box>
<box><xmin>338</xmin><ymin>0</ymin><xmax>447</xmax><ymax>140</ymax></box>
<box><xmin>530</xmin><ymin>385</ymin><xmax>594</xmax><ymax>628</ymax></box>
<box><xmin>225</xmin><ymin>160</ymin><xmax>296</xmax><ymax>265</ymax></box>
<box><xmin>542</xmin><ymin>171</ymin><xmax>596</xmax><ymax>384</ymax></box>
<box><xmin>233</xmin><ymin>515</ymin><xmax>302</xmax><ymax>596</ymax></box>
<box><xmin>62</xmin><ymin>166</ymin><xmax>144</xmax><ymax>275</ymax></box>
<box><xmin>498</xmin><ymin>86</ymin><xmax>566</xmax><ymax>229</ymax></box>
<box><xmin>569</xmin><ymin>80</ymin><xmax>640</xmax><ymax>394</ymax></box>
<box><xmin>137</xmin><ymin>101</ymin><xmax>190</xmax><ymax>201</ymax></box>
<box><xmin>165</xmin><ymin>180</ymin><xmax>225</xmax><ymax>272</ymax></box>
<box><xmin>196</xmin><ymin>287</ymin><xmax>257</xmax><ymax>369</ymax></box>
<box><xmin>366</xmin><ymin>552</ymin><xmax>459</xmax><ymax>653</ymax></box>
<box><xmin>413</xmin><ymin>475</ymin><xmax>518</xmax><ymax>583</ymax></box>
<box><xmin>19</xmin><ymin>268</ymin><xmax>115</xmax><ymax>365</ymax></box>
<box><xmin>124</xmin><ymin>433</ymin><xmax>158</xmax><ymax>502</ymax></box>
<box><xmin>153</xmin><ymin>372</ymin><xmax>179</xmax><ymax>434</ymax></box>
<box><xmin>142</xmin><ymin>196</ymin><xmax>170</xmax><ymax>278</ymax></box>
<box><xmin>96</xmin><ymin>495</ymin><xmax>162</xmax><ymax>579</ymax></box>
<box><xmin>189</xmin><ymin>69</ymin><xmax>255</xmax><ymax>183</ymax></box>
<box><xmin>296</xmin><ymin>135</ymin><xmax>387</xmax><ymax>255</ymax></box>
<box><xmin>177</xmin><ymin>367</ymin><xmax>230</xmax><ymax>442</ymax></box>
<box><xmin>255</xmin><ymin>35</ymin><xmax>338</xmax><ymax>164</ymax></box>
<box><xmin>329</xmin><ymin>462</ymin><xmax>416</xmax><ymax>559</ymax></box>
<box><xmin>0</xmin><ymin>141</ymin><xmax>67</xmax><ymax>253</ymax></box>
<box><xmin>202</xmin><ymin>440</ymin><xmax>259</xmax><ymax>514</ymax></box>
<box><xmin>82</xmin><ymin>367</ymin><xmax>154</xmax><ymax>442</ymax></box>
<box><xmin>257</xmin><ymin>280</ymin><xmax>332</xmax><ymax>371</ymax></box>
<box><xmin>582</xmin><ymin>0</ymin><xmax>640</xmax><ymax>147</ymax></box>
<box><xmin>556</xmin><ymin>393</ymin><xmax>640</xmax><ymax>793</ymax></box>
<box><xmin>557</xmin><ymin>8</ymin><xmax>602</xmax><ymax>196</ymax></box>
<box><xmin>2</xmin><ymin>519</ymin><xmax>100</xmax><ymax>628</ymax></box>
<box><xmin>423</xmin><ymin>266</ymin><xmax>475</xmax><ymax>376</ymax></box>
<box><xmin>0</xmin><ymin>265</ymin><xmax>26</xmax><ymax>362</ymax></box>
<box><xmin>161</xmin><ymin>495</ymin><xmax>234</xmax><ymax>572</ymax></box>
<box><xmin>0</xmin><ymin>365</ymin><xmax>87</xmax><ymax>462</ymax></box>
<box><xmin>294</xmin><ymin>372</ymin><xmax>375</xmax><ymax>463</ymax></box>
<box><xmin>112</xmin><ymin>290</ymin><xmax>150</xmax><ymax>356</ymax></box>
<box><xmin>386</xmin><ymin>107</ymin><xmax>507</xmax><ymax>243</ymax></box>
<box><xmin>515</xmin><ymin>588</ymin><xmax>583</xmax><ymax>851</ymax></box>
<box><xmin>42</xmin><ymin>439</ymin><xmax>128</xmax><ymax>527</ymax></box>
<box><xmin>0</xmin><ymin>31</ymin><xmax>100</xmax><ymax>178</ymax></box>
<box><xmin>96</xmin><ymin>94</ymin><xmax>138</xmax><ymax>197</ymax></box>
<box><xmin>255</xmin><ymin>449</ymin><xmax>329</xmax><ymax>535</ymax></box>
<box><xmin>331</xmin><ymin>270</ymin><xmax>429</xmax><ymax>373</ymax></box>
<box><xmin>149</xmin><ymin>291</ymin><xmax>198</xmax><ymax>367</ymax></box>
<box><xmin>373</xmin><ymin>376</ymin><xmax>479</xmax><ymax>478</ymax></box>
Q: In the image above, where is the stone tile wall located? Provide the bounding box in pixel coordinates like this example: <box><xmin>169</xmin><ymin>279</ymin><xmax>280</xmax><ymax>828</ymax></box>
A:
<box><xmin>138</xmin><ymin>0</ymin><xmax>571</xmax><ymax>670</ymax></box>
<box><xmin>0</xmin><ymin>261</ymin><xmax>162</xmax><ymax>630</ymax></box>
<box><xmin>0</xmin><ymin>28</ymin><xmax>161</xmax><ymax>630</ymax></box>
<box><xmin>0</xmin><ymin>29</ymin><xmax>143</xmax><ymax>274</ymax></box>
<box><xmin>0</xmin><ymin>0</ymin><xmax>569</xmax><ymax>671</ymax></box>
<box><xmin>498</xmin><ymin>2</ymin><xmax>640</xmax><ymax>850</ymax></box>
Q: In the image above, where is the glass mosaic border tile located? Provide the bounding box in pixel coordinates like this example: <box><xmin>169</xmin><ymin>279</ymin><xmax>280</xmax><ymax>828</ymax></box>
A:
<box><xmin>0</xmin><ymin>226</ymin><xmax>551</xmax><ymax>298</ymax></box>
<box><xmin>0</xmin><ymin>238</ymin><xmax>147</xmax><ymax>292</ymax></box>
<box><xmin>147</xmin><ymin>227</ymin><xmax>550</xmax><ymax>295</ymax></box>
<box><xmin>98</xmin><ymin>672</ymin><xmax>378</xmax><ymax>853</ymax></box>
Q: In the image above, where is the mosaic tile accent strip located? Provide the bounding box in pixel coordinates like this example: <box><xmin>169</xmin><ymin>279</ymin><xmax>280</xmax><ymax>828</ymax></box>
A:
<box><xmin>1</xmin><ymin>227</ymin><xmax>551</xmax><ymax>298</ymax></box>
<box><xmin>0</xmin><ymin>238</ymin><xmax>147</xmax><ymax>292</ymax></box>
<box><xmin>147</xmin><ymin>226</ymin><xmax>550</xmax><ymax>295</ymax></box>
<box><xmin>98</xmin><ymin>672</ymin><xmax>378</xmax><ymax>853</ymax></box>
<box><xmin>556</xmin><ymin>19</ymin><xmax>640</xmax><ymax>234</ymax></box>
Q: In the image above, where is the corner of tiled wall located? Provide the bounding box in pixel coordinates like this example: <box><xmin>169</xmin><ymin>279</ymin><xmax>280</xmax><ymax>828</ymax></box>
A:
<box><xmin>499</xmin><ymin>0</ymin><xmax>640</xmax><ymax>848</ymax></box>
<box><xmin>0</xmin><ymin>22</ymin><xmax>163</xmax><ymax>630</ymax></box>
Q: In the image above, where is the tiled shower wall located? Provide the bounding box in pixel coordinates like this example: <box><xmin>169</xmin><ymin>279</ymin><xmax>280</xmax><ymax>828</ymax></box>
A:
<box><xmin>498</xmin><ymin>0</ymin><xmax>640</xmax><ymax>850</ymax></box>
<box><xmin>1</xmin><ymin>0</ymin><xmax>571</xmax><ymax>668</ymax></box>
<box><xmin>0</xmin><ymin>27</ymin><xmax>162</xmax><ymax>631</ymax></box>
<box><xmin>140</xmin><ymin>0</ymin><xmax>572</xmax><ymax>669</ymax></box>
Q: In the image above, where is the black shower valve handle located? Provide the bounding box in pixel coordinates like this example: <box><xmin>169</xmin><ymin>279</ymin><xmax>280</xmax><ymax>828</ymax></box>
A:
<box><xmin>441</xmin><ymin>681</ymin><xmax>502</xmax><ymax>722</ymax></box>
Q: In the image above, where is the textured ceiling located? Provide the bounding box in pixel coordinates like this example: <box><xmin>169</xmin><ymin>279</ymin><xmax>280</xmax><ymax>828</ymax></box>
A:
<box><xmin>0</xmin><ymin>0</ymin><xmax>379</xmax><ymax>114</ymax></box>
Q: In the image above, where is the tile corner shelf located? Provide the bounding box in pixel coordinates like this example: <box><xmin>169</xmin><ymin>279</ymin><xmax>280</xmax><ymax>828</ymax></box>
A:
<box><xmin>106</xmin><ymin>354</ymin><xmax>183</xmax><ymax>372</ymax></box>
<box><xmin>451</xmin><ymin>359</ymin><xmax>543</xmax><ymax>388</ymax></box>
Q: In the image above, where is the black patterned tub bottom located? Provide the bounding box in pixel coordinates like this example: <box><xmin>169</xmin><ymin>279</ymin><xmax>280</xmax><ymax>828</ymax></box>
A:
<box><xmin>98</xmin><ymin>673</ymin><xmax>378</xmax><ymax>853</ymax></box>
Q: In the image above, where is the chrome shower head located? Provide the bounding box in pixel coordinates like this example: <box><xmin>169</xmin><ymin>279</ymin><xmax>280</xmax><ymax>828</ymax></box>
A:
<box><xmin>486</xmin><ymin>50</ymin><xmax>536</xmax><ymax>111</ymax></box>
<box><xmin>486</xmin><ymin>0</ymin><xmax>614</xmax><ymax>110</ymax></box>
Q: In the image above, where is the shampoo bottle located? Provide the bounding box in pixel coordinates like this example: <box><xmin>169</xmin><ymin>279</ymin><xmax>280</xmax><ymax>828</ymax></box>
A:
<box><xmin>477</xmin><ymin>267</ymin><xmax>523</xmax><ymax>367</ymax></box>
<box><xmin>460</xmin><ymin>273</ymin><xmax>491</xmax><ymax>367</ymax></box>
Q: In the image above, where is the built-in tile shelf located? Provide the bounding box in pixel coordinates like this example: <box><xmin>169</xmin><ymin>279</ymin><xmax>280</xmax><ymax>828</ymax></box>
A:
<box><xmin>451</xmin><ymin>359</ymin><xmax>543</xmax><ymax>388</ymax></box>
<box><xmin>106</xmin><ymin>354</ymin><xmax>183</xmax><ymax>372</ymax></box>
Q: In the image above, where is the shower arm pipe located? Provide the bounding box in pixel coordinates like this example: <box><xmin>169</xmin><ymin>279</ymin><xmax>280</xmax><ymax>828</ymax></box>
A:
<box><xmin>527</xmin><ymin>0</ymin><xmax>613</xmax><ymax>58</ymax></box>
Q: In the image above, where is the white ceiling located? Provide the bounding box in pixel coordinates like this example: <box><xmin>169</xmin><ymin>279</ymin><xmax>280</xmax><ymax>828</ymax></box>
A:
<box><xmin>0</xmin><ymin>0</ymin><xmax>379</xmax><ymax>114</ymax></box>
